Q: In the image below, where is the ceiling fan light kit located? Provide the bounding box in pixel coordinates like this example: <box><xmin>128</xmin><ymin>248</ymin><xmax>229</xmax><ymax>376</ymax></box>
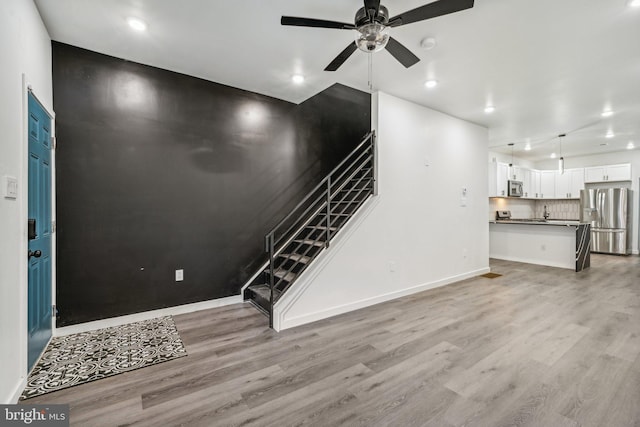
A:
<box><xmin>355</xmin><ymin>23</ymin><xmax>390</xmax><ymax>52</ymax></box>
<box><xmin>281</xmin><ymin>0</ymin><xmax>474</xmax><ymax>71</ymax></box>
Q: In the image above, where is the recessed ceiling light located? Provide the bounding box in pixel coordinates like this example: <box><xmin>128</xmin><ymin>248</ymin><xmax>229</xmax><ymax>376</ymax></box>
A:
<box><xmin>601</xmin><ymin>110</ymin><xmax>614</xmax><ymax>117</ymax></box>
<box><xmin>524</xmin><ymin>143</ymin><xmax>531</xmax><ymax>151</ymax></box>
<box><xmin>550</xmin><ymin>152</ymin><xmax>557</xmax><ymax>159</ymax></box>
<box><xmin>606</xmin><ymin>131</ymin><xmax>615</xmax><ymax>138</ymax></box>
<box><xmin>291</xmin><ymin>74</ymin><xmax>305</xmax><ymax>84</ymax></box>
<box><xmin>127</xmin><ymin>17</ymin><xmax>147</xmax><ymax>32</ymax></box>
<box><xmin>484</xmin><ymin>105</ymin><xmax>495</xmax><ymax>114</ymax></box>
<box><xmin>628</xmin><ymin>142</ymin><xmax>635</xmax><ymax>150</ymax></box>
<box><xmin>629</xmin><ymin>0</ymin><xmax>640</xmax><ymax>7</ymax></box>
<box><xmin>424</xmin><ymin>80</ymin><xmax>438</xmax><ymax>89</ymax></box>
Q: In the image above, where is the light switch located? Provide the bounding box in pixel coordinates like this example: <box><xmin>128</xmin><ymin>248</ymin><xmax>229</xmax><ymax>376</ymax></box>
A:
<box><xmin>3</xmin><ymin>176</ymin><xmax>17</xmax><ymax>199</ymax></box>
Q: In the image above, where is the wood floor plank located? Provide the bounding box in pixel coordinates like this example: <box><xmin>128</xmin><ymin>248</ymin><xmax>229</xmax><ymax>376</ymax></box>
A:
<box><xmin>555</xmin><ymin>354</ymin><xmax>632</xmax><ymax>427</ymax></box>
<box><xmin>528</xmin><ymin>323</ymin><xmax>591</xmax><ymax>366</ymax></box>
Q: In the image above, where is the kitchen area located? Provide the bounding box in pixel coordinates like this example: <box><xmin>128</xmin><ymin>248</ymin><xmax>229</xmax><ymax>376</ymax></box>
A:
<box><xmin>488</xmin><ymin>159</ymin><xmax>634</xmax><ymax>272</ymax></box>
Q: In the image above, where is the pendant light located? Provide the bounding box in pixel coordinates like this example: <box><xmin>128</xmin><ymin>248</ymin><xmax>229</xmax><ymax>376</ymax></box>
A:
<box><xmin>558</xmin><ymin>133</ymin><xmax>566</xmax><ymax>175</ymax></box>
<box><xmin>508</xmin><ymin>143</ymin><xmax>515</xmax><ymax>179</ymax></box>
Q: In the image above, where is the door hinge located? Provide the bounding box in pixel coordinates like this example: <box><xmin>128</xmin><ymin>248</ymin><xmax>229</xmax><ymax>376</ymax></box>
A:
<box><xmin>52</xmin><ymin>220</ymin><xmax>56</xmax><ymax>233</ymax></box>
<box><xmin>51</xmin><ymin>136</ymin><xmax>56</xmax><ymax>149</ymax></box>
<box><xmin>52</xmin><ymin>305</ymin><xmax>58</xmax><ymax>317</ymax></box>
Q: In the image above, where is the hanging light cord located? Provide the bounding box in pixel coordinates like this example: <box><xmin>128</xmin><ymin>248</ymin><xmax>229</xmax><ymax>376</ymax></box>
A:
<box><xmin>368</xmin><ymin>53</ymin><xmax>374</xmax><ymax>93</ymax></box>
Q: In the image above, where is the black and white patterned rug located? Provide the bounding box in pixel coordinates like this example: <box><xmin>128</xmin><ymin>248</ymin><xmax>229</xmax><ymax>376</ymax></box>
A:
<box><xmin>21</xmin><ymin>316</ymin><xmax>187</xmax><ymax>400</ymax></box>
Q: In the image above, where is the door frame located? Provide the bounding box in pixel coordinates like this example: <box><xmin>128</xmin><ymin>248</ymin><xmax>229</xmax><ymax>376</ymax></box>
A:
<box><xmin>20</xmin><ymin>75</ymin><xmax>56</xmax><ymax>381</ymax></box>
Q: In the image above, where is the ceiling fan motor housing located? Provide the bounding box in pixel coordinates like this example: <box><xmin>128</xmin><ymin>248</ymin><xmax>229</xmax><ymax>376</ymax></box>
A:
<box><xmin>355</xmin><ymin>5</ymin><xmax>389</xmax><ymax>26</ymax></box>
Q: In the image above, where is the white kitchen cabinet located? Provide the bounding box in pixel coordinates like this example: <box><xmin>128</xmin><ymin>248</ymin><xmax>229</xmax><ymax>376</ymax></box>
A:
<box><xmin>521</xmin><ymin>168</ymin><xmax>532</xmax><ymax>198</ymax></box>
<box><xmin>605</xmin><ymin>164</ymin><xmax>632</xmax><ymax>181</ymax></box>
<box><xmin>584</xmin><ymin>164</ymin><xmax>631</xmax><ymax>183</ymax></box>
<box><xmin>555</xmin><ymin>168</ymin><xmax>584</xmax><ymax>198</ymax></box>
<box><xmin>510</xmin><ymin>166</ymin><xmax>525</xmax><ymax>182</ymax></box>
<box><xmin>555</xmin><ymin>171</ymin><xmax>570</xmax><ymax>199</ymax></box>
<box><xmin>568</xmin><ymin>168</ymin><xmax>584</xmax><ymax>198</ymax></box>
<box><xmin>531</xmin><ymin>170</ymin><xmax>542</xmax><ymax>198</ymax></box>
<box><xmin>540</xmin><ymin>171</ymin><xmax>556</xmax><ymax>199</ymax></box>
<box><xmin>489</xmin><ymin>161</ymin><xmax>509</xmax><ymax>197</ymax></box>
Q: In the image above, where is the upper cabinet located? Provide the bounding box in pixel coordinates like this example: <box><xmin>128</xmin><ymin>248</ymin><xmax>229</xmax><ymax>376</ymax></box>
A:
<box><xmin>510</xmin><ymin>166</ymin><xmax>526</xmax><ymax>182</ymax></box>
<box><xmin>489</xmin><ymin>161</ymin><xmax>630</xmax><ymax>199</ymax></box>
<box><xmin>489</xmin><ymin>161</ymin><xmax>509</xmax><ymax>197</ymax></box>
<box><xmin>584</xmin><ymin>164</ymin><xmax>632</xmax><ymax>183</ymax></box>
<box><xmin>530</xmin><ymin>170</ymin><xmax>542</xmax><ymax>199</ymax></box>
<box><xmin>555</xmin><ymin>168</ymin><xmax>584</xmax><ymax>199</ymax></box>
<box><xmin>540</xmin><ymin>170</ymin><xmax>556</xmax><ymax>199</ymax></box>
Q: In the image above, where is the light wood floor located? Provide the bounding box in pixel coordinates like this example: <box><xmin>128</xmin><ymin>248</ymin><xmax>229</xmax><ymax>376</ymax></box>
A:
<box><xmin>28</xmin><ymin>255</ymin><xmax>640</xmax><ymax>426</ymax></box>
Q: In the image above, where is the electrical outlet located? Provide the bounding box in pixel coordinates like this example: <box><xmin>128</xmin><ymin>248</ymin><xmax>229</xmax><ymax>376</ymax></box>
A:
<box><xmin>175</xmin><ymin>269</ymin><xmax>184</xmax><ymax>281</ymax></box>
<box><xmin>388</xmin><ymin>261</ymin><xmax>397</xmax><ymax>273</ymax></box>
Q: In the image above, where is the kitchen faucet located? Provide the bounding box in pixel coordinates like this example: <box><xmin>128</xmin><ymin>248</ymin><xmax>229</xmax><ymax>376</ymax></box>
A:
<box><xmin>543</xmin><ymin>205</ymin><xmax>550</xmax><ymax>220</ymax></box>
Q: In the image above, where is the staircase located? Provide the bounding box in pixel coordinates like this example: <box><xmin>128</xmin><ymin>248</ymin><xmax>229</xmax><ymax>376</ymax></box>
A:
<box><xmin>244</xmin><ymin>131</ymin><xmax>376</xmax><ymax>326</ymax></box>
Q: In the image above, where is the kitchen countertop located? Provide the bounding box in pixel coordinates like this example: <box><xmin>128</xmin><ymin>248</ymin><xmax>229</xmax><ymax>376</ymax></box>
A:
<box><xmin>490</xmin><ymin>219</ymin><xmax>584</xmax><ymax>226</ymax></box>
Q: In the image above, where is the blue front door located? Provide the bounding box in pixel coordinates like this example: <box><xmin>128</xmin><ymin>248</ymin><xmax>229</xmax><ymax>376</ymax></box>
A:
<box><xmin>27</xmin><ymin>92</ymin><xmax>52</xmax><ymax>371</ymax></box>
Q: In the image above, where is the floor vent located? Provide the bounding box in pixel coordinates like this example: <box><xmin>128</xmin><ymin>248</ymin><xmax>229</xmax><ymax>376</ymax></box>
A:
<box><xmin>480</xmin><ymin>272</ymin><xmax>502</xmax><ymax>279</ymax></box>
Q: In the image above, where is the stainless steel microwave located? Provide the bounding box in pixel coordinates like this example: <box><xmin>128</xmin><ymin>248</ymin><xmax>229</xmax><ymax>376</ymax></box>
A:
<box><xmin>508</xmin><ymin>180</ymin><xmax>523</xmax><ymax>197</ymax></box>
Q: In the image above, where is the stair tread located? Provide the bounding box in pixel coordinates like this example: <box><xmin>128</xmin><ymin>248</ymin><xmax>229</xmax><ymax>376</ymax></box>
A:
<box><xmin>271</xmin><ymin>268</ymin><xmax>298</xmax><ymax>282</ymax></box>
<box><xmin>279</xmin><ymin>253</ymin><xmax>312</xmax><ymax>263</ymax></box>
<box><xmin>293</xmin><ymin>239</ymin><xmax>325</xmax><ymax>247</ymax></box>
<box><xmin>249</xmin><ymin>283</ymin><xmax>279</xmax><ymax>295</ymax></box>
<box><xmin>247</xmin><ymin>284</ymin><xmax>280</xmax><ymax>307</ymax></box>
<box><xmin>306</xmin><ymin>225</ymin><xmax>338</xmax><ymax>231</ymax></box>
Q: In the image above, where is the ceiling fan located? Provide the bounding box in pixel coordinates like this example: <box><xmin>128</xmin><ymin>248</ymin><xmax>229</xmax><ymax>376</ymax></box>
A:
<box><xmin>281</xmin><ymin>0</ymin><xmax>475</xmax><ymax>71</ymax></box>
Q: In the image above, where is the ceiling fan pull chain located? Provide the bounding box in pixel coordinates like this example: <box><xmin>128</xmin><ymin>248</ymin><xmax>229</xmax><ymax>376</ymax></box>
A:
<box><xmin>368</xmin><ymin>53</ymin><xmax>374</xmax><ymax>92</ymax></box>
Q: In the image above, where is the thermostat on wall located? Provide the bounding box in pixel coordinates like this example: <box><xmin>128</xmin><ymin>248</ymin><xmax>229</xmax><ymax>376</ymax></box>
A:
<box><xmin>3</xmin><ymin>175</ymin><xmax>18</xmax><ymax>199</ymax></box>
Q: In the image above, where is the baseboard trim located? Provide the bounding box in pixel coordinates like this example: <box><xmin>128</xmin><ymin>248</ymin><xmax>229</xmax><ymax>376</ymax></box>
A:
<box><xmin>7</xmin><ymin>378</ymin><xmax>27</xmax><ymax>404</ymax></box>
<box><xmin>54</xmin><ymin>295</ymin><xmax>243</xmax><ymax>336</ymax></box>
<box><xmin>278</xmin><ymin>267</ymin><xmax>490</xmax><ymax>331</ymax></box>
<box><xmin>490</xmin><ymin>254</ymin><xmax>574</xmax><ymax>270</ymax></box>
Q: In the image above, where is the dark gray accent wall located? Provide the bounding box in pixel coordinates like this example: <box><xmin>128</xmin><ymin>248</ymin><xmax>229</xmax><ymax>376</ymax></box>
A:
<box><xmin>52</xmin><ymin>42</ymin><xmax>370</xmax><ymax>326</ymax></box>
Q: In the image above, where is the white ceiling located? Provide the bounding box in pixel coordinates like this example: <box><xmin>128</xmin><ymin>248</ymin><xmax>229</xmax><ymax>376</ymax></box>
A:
<box><xmin>34</xmin><ymin>0</ymin><xmax>640</xmax><ymax>161</ymax></box>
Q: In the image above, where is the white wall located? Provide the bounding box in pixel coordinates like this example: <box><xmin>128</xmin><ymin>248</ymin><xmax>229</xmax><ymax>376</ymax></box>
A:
<box><xmin>274</xmin><ymin>92</ymin><xmax>490</xmax><ymax>330</ymax></box>
<box><xmin>488</xmin><ymin>151</ymin><xmax>536</xmax><ymax>169</ymax></box>
<box><xmin>0</xmin><ymin>0</ymin><xmax>52</xmax><ymax>403</ymax></box>
<box><xmin>536</xmin><ymin>151</ymin><xmax>640</xmax><ymax>254</ymax></box>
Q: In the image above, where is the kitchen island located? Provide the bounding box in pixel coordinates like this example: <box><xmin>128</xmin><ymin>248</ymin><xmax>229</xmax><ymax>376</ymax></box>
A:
<box><xmin>489</xmin><ymin>220</ymin><xmax>591</xmax><ymax>272</ymax></box>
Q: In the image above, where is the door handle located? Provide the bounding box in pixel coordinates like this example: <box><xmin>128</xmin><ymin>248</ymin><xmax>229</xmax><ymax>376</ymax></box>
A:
<box><xmin>28</xmin><ymin>250</ymin><xmax>42</xmax><ymax>259</ymax></box>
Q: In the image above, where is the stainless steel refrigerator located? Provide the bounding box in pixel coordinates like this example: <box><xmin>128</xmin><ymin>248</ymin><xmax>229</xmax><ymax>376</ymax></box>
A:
<box><xmin>580</xmin><ymin>188</ymin><xmax>632</xmax><ymax>255</ymax></box>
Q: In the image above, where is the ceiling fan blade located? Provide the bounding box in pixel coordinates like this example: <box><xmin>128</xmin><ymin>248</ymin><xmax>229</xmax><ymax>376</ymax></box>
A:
<box><xmin>325</xmin><ymin>43</ymin><xmax>358</xmax><ymax>71</ymax></box>
<box><xmin>385</xmin><ymin>37</ymin><xmax>420</xmax><ymax>68</ymax></box>
<box><xmin>388</xmin><ymin>0</ymin><xmax>474</xmax><ymax>28</ymax></box>
<box><xmin>281</xmin><ymin>16</ymin><xmax>356</xmax><ymax>30</ymax></box>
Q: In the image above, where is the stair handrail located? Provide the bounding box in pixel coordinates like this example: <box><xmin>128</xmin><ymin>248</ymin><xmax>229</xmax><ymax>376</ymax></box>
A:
<box><xmin>265</xmin><ymin>131</ymin><xmax>376</xmax><ymax>249</ymax></box>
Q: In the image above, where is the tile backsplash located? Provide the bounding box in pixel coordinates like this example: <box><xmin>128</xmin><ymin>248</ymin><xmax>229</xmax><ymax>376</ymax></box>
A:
<box><xmin>489</xmin><ymin>198</ymin><xmax>581</xmax><ymax>220</ymax></box>
<box><xmin>535</xmin><ymin>199</ymin><xmax>580</xmax><ymax>220</ymax></box>
<box><xmin>489</xmin><ymin>198</ymin><xmax>535</xmax><ymax>220</ymax></box>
